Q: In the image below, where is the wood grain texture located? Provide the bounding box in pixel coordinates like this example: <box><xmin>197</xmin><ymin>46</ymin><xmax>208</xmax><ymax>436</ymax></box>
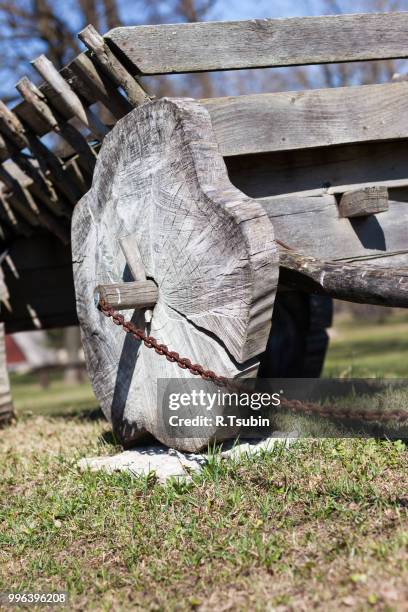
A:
<box><xmin>107</xmin><ymin>13</ymin><xmax>408</xmax><ymax>75</ymax></box>
<box><xmin>338</xmin><ymin>187</ymin><xmax>389</xmax><ymax>218</ymax></box>
<box><xmin>227</xmin><ymin>139</ymin><xmax>408</xmax><ymax>199</ymax></box>
<box><xmin>202</xmin><ymin>83</ymin><xmax>408</xmax><ymax>156</ymax></box>
<box><xmin>72</xmin><ymin>98</ymin><xmax>278</xmax><ymax>451</ymax></box>
<box><xmin>260</xmin><ymin>194</ymin><xmax>408</xmax><ymax>261</ymax></box>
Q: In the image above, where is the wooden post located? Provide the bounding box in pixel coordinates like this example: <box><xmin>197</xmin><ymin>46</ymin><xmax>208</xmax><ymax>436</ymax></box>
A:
<box><xmin>78</xmin><ymin>25</ymin><xmax>150</xmax><ymax>107</ymax></box>
<box><xmin>94</xmin><ymin>280</ymin><xmax>158</xmax><ymax>310</ymax></box>
<box><xmin>32</xmin><ymin>55</ymin><xmax>109</xmax><ymax>141</ymax></box>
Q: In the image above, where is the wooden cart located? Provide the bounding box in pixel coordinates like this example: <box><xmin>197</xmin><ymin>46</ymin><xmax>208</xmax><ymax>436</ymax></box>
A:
<box><xmin>1</xmin><ymin>13</ymin><xmax>408</xmax><ymax>448</ymax></box>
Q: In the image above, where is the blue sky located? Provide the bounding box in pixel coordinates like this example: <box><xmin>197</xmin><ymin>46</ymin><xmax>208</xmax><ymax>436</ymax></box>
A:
<box><xmin>0</xmin><ymin>0</ymin><xmax>405</xmax><ymax>101</ymax></box>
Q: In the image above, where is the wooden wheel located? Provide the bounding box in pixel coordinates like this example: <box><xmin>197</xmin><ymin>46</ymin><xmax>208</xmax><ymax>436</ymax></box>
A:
<box><xmin>72</xmin><ymin>98</ymin><xmax>278</xmax><ymax>451</ymax></box>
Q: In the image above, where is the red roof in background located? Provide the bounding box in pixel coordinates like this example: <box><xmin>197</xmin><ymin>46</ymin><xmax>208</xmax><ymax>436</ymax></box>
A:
<box><xmin>5</xmin><ymin>335</ymin><xmax>26</xmax><ymax>364</ymax></box>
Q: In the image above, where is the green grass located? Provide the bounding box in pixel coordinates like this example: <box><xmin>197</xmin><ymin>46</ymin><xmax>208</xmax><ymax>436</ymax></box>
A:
<box><xmin>1</xmin><ymin>316</ymin><xmax>408</xmax><ymax>609</ymax></box>
<box><xmin>10</xmin><ymin>372</ymin><xmax>98</xmax><ymax>418</ymax></box>
<box><xmin>324</xmin><ymin>312</ymin><xmax>408</xmax><ymax>377</ymax></box>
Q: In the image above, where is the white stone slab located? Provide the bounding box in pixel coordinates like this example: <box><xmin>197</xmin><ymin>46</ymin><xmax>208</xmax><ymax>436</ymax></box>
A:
<box><xmin>78</xmin><ymin>433</ymin><xmax>298</xmax><ymax>483</ymax></box>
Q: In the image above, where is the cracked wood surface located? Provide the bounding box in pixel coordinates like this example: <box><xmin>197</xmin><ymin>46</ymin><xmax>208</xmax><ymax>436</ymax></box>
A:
<box><xmin>72</xmin><ymin>98</ymin><xmax>278</xmax><ymax>451</ymax></box>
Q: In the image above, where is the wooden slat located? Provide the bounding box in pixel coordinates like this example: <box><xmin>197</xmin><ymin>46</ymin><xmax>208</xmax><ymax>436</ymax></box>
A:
<box><xmin>202</xmin><ymin>82</ymin><xmax>408</xmax><ymax>156</ymax></box>
<box><xmin>107</xmin><ymin>13</ymin><xmax>408</xmax><ymax>75</ymax></box>
<box><xmin>260</xmin><ymin>194</ymin><xmax>408</xmax><ymax>261</ymax></box>
<box><xmin>226</xmin><ymin>139</ymin><xmax>408</xmax><ymax>199</ymax></box>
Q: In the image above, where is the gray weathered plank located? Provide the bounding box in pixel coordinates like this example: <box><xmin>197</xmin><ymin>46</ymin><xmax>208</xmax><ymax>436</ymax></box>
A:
<box><xmin>227</xmin><ymin>139</ymin><xmax>408</xmax><ymax>199</ymax></box>
<box><xmin>260</xmin><ymin>194</ymin><xmax>408</xmax><ymax>261</ymax></box>
<box><xmin>107</xmin><ymin>13</ymin><xmax>408</xmax><ymax>75</ymax></box>
<box><xmin>202</xmin><ymin>83</ymin><xmax>408</xmax><ymax>156</ymax></box>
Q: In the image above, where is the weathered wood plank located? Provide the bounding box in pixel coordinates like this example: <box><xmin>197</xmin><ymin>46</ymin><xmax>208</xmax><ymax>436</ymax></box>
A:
<box><xmin>227</xmin><ymin>139</ymin><xmax>408</xmax><ymax>199</ymax></box>
<box><xmin>338</xmin><ymin>187</ymin><xmax>389</xmax><ymax>218</ymax></box>
<box><xmin>202</xmin><ymin>83</ymin><xmax>408</xmax><ymax>156</ymax></box>
<box><xmin>107</xmin><ymin>13</ymin><xmax>408</xmax><ymax>75</ymax></box>
<box><xmin>259</xmin><ymin>194</ymin><xmax>408</xmax><ymax>261</ymax></box>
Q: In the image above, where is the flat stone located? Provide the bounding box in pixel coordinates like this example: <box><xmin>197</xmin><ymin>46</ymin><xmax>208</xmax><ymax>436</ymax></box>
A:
<box><xmin>78</xmin><ymin>433</ymin><xmax>298</xmax><ymax>483</ymax></box>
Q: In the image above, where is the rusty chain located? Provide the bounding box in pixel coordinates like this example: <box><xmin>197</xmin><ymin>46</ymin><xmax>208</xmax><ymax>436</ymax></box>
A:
<box><xmin>99</xmin><ymin>299</ymin><xmax>408</xmax><ymax>424</ymax></box>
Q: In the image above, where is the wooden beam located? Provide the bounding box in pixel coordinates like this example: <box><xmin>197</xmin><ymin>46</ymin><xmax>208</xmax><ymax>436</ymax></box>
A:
<box><xmin>279</xmin><ymin>246</ymin><xmax>408</xmax><ymax>307</ymax></box>
<box><xmin>32</xmin><ymin>55</ymin><xmax>108</xmax><ymax>140</ymax></box>
<box><xmin>202</xmin><ymin>83</ymin><xmax>408</xmax><ymax>156</ymax></box>
<box><xmin>338</xmin><ymin>187</ymin><xmax>389</xmax><ymax>218</ymax></box>
<box><xmin>78</xmin><ymin>25</ymin><xmax>150</xmax><ymax>107</ymax></box>
<box><xmin>94</xmin><ymin>280</ymin><xmax>158</xmax><ymax>310</ymax></box>
<box><xmin>0</xmin><ymin>174</ymin><xmax>39</xmax><ymax>227</ymax></box>
<box><xmin>0</xmin><ymin>133</ymin><xmax>65</xmax><ymax>216</ymax></box>
<box><xmin>226</xmin><ymin>139</ymin><xmax>408</xmax><ymax>199</ymax></box>
<box><xmin>107</xmin><ymin>13</ymin><xmax>408</xmax><ymax>75</ymax></box>
<box><xmin>260</xmin><ymin>195</ymin><xmax>408</xmax><ymax>262</ymax></box>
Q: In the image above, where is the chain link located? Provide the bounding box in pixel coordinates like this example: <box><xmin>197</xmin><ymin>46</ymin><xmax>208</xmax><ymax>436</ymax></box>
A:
<box><xmin>99</xmin><ymin>299</ymin><xmax>408</xmax><ymax>424</ymax></box>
